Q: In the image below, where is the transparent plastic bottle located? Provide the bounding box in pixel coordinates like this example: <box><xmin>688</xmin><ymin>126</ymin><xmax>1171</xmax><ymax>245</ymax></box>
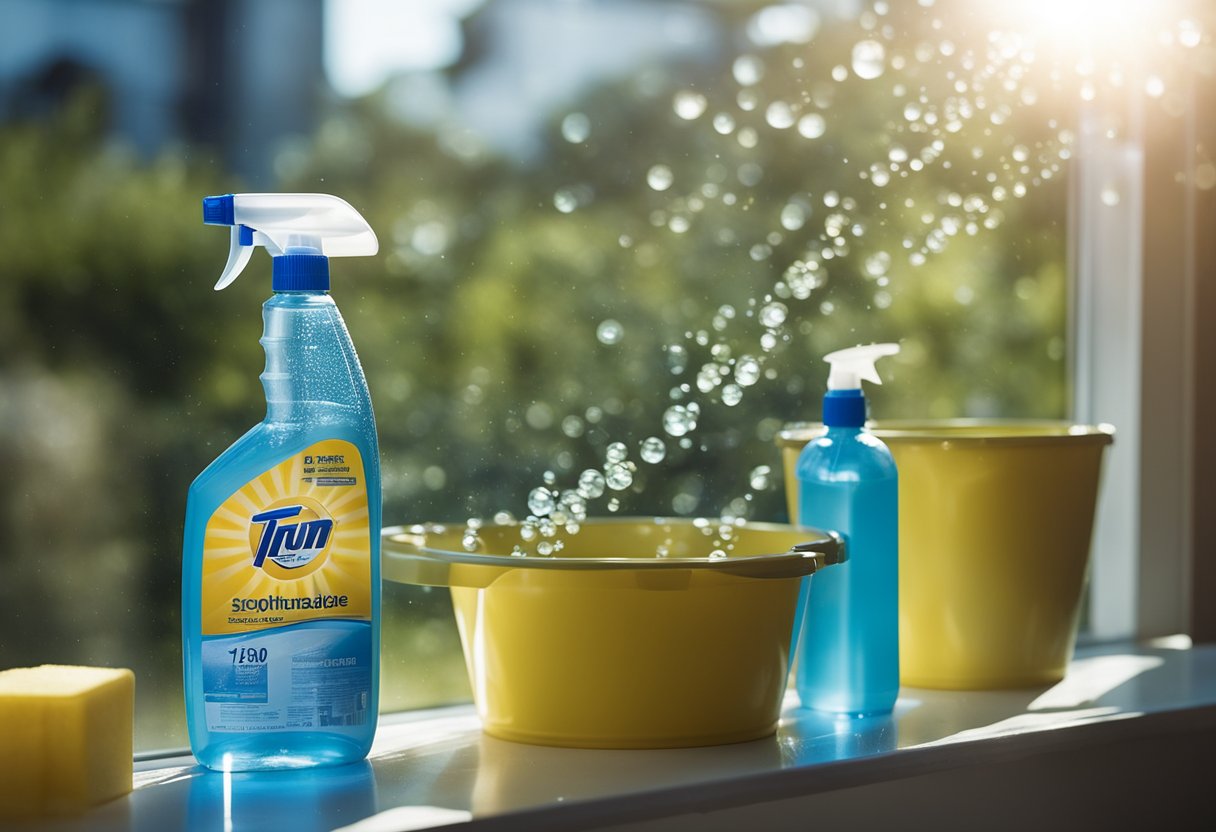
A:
<box><xmin>793</xmin><ymin>343</ymin><xmax>900</xmax><ymax>716</ymax></box>
<box><xmin>182</xmin><ymin>194</ymin><xmax>381</xmax><ymax>770</ymax></box>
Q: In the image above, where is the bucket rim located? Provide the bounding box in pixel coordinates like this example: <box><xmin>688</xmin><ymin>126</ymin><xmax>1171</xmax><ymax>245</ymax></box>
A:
<box><xmin>775</xmin><ymin>418</ymin><xmax>1116</xmax><ymax>448</ymax></box>
<box><xmin>381</xmin><ymin>517</ymin><xmax>844</xmax><ymax>587</ymax></box>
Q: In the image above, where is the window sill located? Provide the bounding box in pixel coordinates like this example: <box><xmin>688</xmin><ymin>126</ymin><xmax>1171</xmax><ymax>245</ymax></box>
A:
<box><xmin>25</xmin><ymin>638</ymin><xmax>1216</xmax><ymax>832</ymax></box>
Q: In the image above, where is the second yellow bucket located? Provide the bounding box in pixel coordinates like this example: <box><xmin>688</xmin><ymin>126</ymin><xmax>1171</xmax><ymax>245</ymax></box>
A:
<box><xmin>778</xmin><ymin>420</ymin><xmax>1114</xmax><ymax>690</ymax></box>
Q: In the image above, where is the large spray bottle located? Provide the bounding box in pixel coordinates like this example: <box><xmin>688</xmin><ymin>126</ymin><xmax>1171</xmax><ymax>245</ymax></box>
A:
<box><xmin>793</xmin><ymin>343</ymin><xmax>900</xmax><ymax>716</ymax></box>
<box><xmin>182</xmin><ymin>193</ymin><xmax>381</xmax><ymax>770</ymax></box>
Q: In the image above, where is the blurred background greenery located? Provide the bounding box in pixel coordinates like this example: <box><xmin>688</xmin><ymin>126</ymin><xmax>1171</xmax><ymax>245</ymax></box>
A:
<box><xmin>0</xmin><ymin>0</ymin><xmax>1076</xmax><ymax>749</ymax></box>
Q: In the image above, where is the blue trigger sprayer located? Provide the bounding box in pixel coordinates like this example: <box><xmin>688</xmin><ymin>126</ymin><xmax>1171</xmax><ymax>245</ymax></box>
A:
<box><xmin>182</xmin><ymin>193</ymin><xmax>382</xmax><ymax>771</ymax></box>
<box><xmin>792</xmin><ymin>342</ymin><xmax>900</xmax><ymax>716</ymax></box>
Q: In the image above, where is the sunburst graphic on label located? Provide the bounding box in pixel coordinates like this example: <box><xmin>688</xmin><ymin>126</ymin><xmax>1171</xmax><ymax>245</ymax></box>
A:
<box><xmin>201</xmin><ymin>440</ymin><xmax>371</xmax><ymax>635</ymax></box>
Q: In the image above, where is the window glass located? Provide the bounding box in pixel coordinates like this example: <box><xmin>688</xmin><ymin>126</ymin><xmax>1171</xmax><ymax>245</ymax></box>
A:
<box><xmin>0</xmin><ymin>0</ymin><xmax>1206</xmax><ymax>750</ymax></box>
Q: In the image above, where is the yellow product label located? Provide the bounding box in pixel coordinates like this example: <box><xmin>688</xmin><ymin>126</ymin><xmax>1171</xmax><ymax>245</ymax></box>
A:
<box><xmin>201</xmin><ymin>440</ymin><xmax>371</xmax><ymax>636</ymax></box>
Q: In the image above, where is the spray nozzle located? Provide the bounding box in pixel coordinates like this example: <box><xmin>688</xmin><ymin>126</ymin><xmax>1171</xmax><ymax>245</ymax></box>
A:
<box><xmin>824</xmin><ymin>342</ymin><xmax>901</xmax><ymax>391</ymax></box>
<box><xmin>202</xmin><ymin>193</ymin><xmax>378</xmax><ymax>291</ymax></box>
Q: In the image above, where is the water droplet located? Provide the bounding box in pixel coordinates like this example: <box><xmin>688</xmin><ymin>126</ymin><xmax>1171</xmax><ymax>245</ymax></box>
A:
<box><xmin>797</xmin><ymin>113</ymin><xmax>826</xmax><ymax>139</ymax></box>
<box><xmin>888</xmin><ymin>145</ymin><xmax>908</xmax><ymax>164</ymax></box>
<box><xmin>520</xmin><ymin>522</ymin><xmax>538</xmax><ymax>542</ymax></box>
<box><xmin>709</xmin><ymin>549</ymin><xmax>727</xmax><ymax>560</ymax></box>
<box><xmin>759</xmin><ymin>301</ymin><xmax>788</xmax><ymax>328</ymax></box>
<box><xmin>537</xmin><ymin>541</ymin><xmax>554</xmax><ymax>556</ymax></box>
<box><xmin>607</xmin><ymin>498</ymin><xmax>621</xmax><ymax>512</ymax></box>
<box><xmin>732</xmin><ymin>55</ymin><xmax>765</xmax><ymax>86</ymax></box>
<box><xmin>647</xmin><ymin>164</ymin><xmax>674</xmax><ymax>192</ymax></box>
<box><xmin>765</xmin><ymin>101</ymin><xmax>796</xmax><ymax>129</ymax></box>
<box><xmin>561</xmin><ymin>415</ymin><xmax>585</xmax><ymax>438</ymax></box>
<box><xmin>596</xmin><ymin>319</ymin><xmax>624</xmax><ymax>345</ymax></box>
<box><xmin>1101</xmin><ymin>187</ymin><xmax>1120</xmax><ymax>207</ymax></box>
<box><xmin>869</xmin><ymin>164</ymin><xmax>891</xmax><ymax>187</ymax></box>
<box><xmin>663</xmin><ymin>404</ymin><xmax>698</xmax><ymax>437</ymax></box>
<box><xmin>640</xmin><ymin>436</ymin><xmax>667</xmax><ymax>464</ymax></box>
<box><xmin>673</xmin><ymin>90</ymin><xmax>708</xmax><ymax>120</ymax></box>
<box><xmin>606</xmin><ymin>441</ymin><xmax>628</xmax><ymax>463</ymax></box>
<box><xmin>462</xmin><ymin>532</ymin><xmax>480</xmax><ymax>552</ymax></box>
<box><xmin>577</xmin><ymin>469</ymin><xmax>606</xmax><ymax>499</ymax></box>
<box><xmin>528</xmin><ymin>487</ymin><xmax>555</xmax><ymax>517</ymax></box>
<box><xmin>1145</xmin><ymin>76</ymin><xmax>1165</xmax><ymax>98</ymax></box>
<box><xmin>561</xmin><ymin>112</ymin><xmax>591</xmax><ymax>143</ymax></box>
<box><xmin>721</xmin><ymin>384</ymin><xmax>743</xmax><ymax>406</ymax></box>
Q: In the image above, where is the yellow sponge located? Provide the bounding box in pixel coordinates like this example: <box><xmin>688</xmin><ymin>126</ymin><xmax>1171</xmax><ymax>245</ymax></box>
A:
<box><xmin>0</xmin><ymin>665</ymin><xmax>134</xmax><ymax>818</ymax></box>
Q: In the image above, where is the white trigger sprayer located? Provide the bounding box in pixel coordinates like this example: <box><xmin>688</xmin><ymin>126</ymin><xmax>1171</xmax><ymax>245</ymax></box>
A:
<box><xmin>202</xmin><ymin>193</ymin><xmax>379</xmax><ymax>290</ymax></box>
<box><xmin>824</xmin><ymin>343</ymin><xmax>901</xmax><ymax>392</ymax></box>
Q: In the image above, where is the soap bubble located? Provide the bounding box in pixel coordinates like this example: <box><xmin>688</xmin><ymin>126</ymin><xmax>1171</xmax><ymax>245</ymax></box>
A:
<box><xmin>759</xmin><ymin>301</ymin><xmax>788</xmax><ymax>328</ymax></box>
<box><xmin>577</xmin><ymin>469</ymin><xmax>606</xmax><ymax>499</ymax></box>
<box><xmin>666</xmin><ymin>344</ymin><xmax>689</xmax><ymax>374</ymax></box>
<box><xmin>673</xmin><ymin>90</ymin><xmax>708</xmax><ymax>120</ymax></box>
<box><xmin>732</xmin><ymin>55</ymin><xmax>765</xmax><ymax>86</ymax></box>
<box><xmin>781</xmin><ymin>202</ymin><xmax>808</xmax><ymax>230</ymax></box>
<box><xmin>647</xmin><ymin>164</ymin><xmax>674</xmax><ymax>191</ymax></box>
<box><xmin>640</xmin><ymin>436</ymin><xmax>667</xmax><ymax>464</ymax></box>
<box><xmin>765</xmin><ymin>101</ymin><xmax>797</xmax><ymax>129</ymax></box>
<box><xmin>663</xmin><ymin>404</ymin><xmax>698</xmax><ymax>437</ymax></box>
<box><xmin>797</xmin><ymin>113</ymin><xmax>826</xmax><ymax>139</ymax></box>
<box><xmin>597</xmin><ymin>319</ymin><xmax>624</xmax><ymax>345</ymax></box>
<box><xmin>749</xmin><ymin>465</ymin><xmax>772</xmax><ymax>490</ymax></box>
<box><xmin>553</xmin><ymin>189</ymin><xmax>578</xmax><ymax>213</ymax></box>
<box><xmin>561</xmin><ymin>112</ymin><xmax>591</xmax><ymax>143</ymax></box>
<box><xmin>528</xmin><ymin>487</ymin><xmax>555</xmax><ymax>517</ymax></box>
<box><xmin>734</xmin><ymin>355</ymin><xmax>762</xmax><ymax>386</ymax></box>
<box><xmin>852</xmin><ymin>40</ymin><xmax>886</xmax><ymax>80</ymax></box>
<box><xmin>605</xmin><ymin>462</ymin><xmax>634</xmax><ymax>491</ymax></box>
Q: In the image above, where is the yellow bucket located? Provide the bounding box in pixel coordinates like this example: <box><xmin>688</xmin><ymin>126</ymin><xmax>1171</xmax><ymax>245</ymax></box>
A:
<box><xmin>382</xmin><ymin>518</ymin><xmax>842</xmax><ymax>748</ymax></box>
<box><xmin>777</xmin><ymin>420</ymin><xmax>1114</xmax><ymax>690</ymax></box>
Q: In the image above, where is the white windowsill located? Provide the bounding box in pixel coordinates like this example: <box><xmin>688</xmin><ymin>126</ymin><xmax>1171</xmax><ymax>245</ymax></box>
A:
<box><xmin>19</xmin><ymin>638</ymin><xmax>1216</xmax><ymax>832</ymax></box>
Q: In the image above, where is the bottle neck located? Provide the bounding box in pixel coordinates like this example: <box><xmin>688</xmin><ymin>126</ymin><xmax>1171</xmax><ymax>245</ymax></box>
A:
<box><xmin>823</xmin><ymin>389</ymin><xmax>867</xmax><ymax>428</ymax></box>
<box><xmin>260</xmin><ymin>292</ymin><xmax>369</xmax><ymax>422</ymax></box>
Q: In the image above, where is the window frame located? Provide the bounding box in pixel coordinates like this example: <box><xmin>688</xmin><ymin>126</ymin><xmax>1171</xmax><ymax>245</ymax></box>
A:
<box><xmin>1074</xmin><ymin>64</ymin><xmax>1216</xmax><ymax>642</ymax></box>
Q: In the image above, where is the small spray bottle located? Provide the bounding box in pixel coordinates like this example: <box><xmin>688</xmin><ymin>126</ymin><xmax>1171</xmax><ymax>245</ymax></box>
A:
<box><xmin>793</xmin><ymin>343</ymin><xmax>900</xmax><ymax>716</ymax></box>
<box><xmin>182</xmin><ymin>193</ymin><xmax>382</xmax><ymax>770</ymax></box>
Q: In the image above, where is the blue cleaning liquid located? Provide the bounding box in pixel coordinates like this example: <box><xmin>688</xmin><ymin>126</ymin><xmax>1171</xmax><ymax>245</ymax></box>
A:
<box><xmin>793</xmin><ymin>427</ymin><xmax>898</xmax><ymax>716</ymax></box>
<box><xmin>182</xmin><ymin>291</ymin><xmax>381</xmax><ymax>770</ymax></box>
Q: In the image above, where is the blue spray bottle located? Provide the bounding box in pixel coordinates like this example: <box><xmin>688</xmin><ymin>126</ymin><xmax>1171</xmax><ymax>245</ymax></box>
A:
<box><xmin>793</xmin><ymin>343</ymin><xmax>900</xmax><ymax>716</ymax></box>
<box><xmin>182</xmin><ymin>193</ymin><xmax>381</xmax><ymax>770</ymax></box>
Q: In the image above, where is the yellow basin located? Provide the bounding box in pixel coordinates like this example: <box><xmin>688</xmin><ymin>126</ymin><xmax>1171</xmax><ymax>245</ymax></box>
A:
<box><xmin>777</xmin><ymin>420</ymin><xmax>1114</xmax><ymax>690</ymax></box>
<box><xmin>382</xmin><ymin>518</ymin><xmax>842</xmax><ymax>748</ymax></box>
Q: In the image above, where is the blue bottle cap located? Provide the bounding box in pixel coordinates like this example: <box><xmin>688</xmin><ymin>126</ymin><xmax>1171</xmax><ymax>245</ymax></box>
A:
<box><xmin>272</xmin><ymin>248</ymin><xmax>330</xmax><ymax>291</ymax></box>
<box><xmin>823</xmin><ymin>389</ymin><xmax>866</xmax><ymax>427</ymax></box>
